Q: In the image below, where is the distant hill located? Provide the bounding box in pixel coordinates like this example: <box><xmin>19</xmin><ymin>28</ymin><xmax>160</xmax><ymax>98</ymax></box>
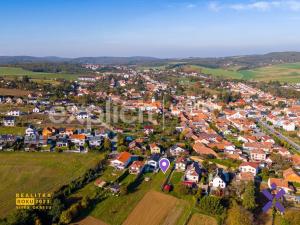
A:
<box><xmin>0</xmin><ymin>56</ymin><xmax>69</xmax><ymax>64</ymax></box>
<box><xmin>169</xmin><ymin>52</ymin><xmax>300</xmax><ymax>70</ymax></box>
<box><xmin>0</xmin><ymin>56</ymin><xmax>165</xmax><ymax>66</ymax></box>
<box><xmin>1</xmin><ymin>52</ymin><xmax>300</xmax><ymax>69</ymax></box>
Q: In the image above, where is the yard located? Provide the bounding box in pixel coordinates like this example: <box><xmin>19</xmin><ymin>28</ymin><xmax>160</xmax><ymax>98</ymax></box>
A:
<box><xmin>0</xmin><ymin>126</ymin><xmax>26</xmax><ymax>135</ymax></box>
<box><xmin>187</xmin><ymin>213</ymin><xmax>217</xmax><ymax>225</ymax></box>
<box><xmin>89</xmin><ymin>172</ymin><xmax>168</xmax><ymax>225</ymax></box>
<box><xmin>0</xmin><ymin>152</ymin><xmax>104</xmax><ymax>217</ymax></box>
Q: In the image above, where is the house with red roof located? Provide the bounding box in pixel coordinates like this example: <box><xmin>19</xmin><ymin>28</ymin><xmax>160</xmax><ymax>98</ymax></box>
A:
<box><xmin>239</xmin><ymin>162</ymin><xmax>260</xmax><ymax>175</ymax></box>
<box><xmin>292</xmin><ymin>155</ymin><xmax>300</xmax><ymax>169</ymax></box>
<box><xmin>184</xmin><ymin>162</ymin><xmax>201</xmax><ymax>184</ymax></box>
<box><xmin>149</xmin><ymin>143</ymin><xmax>161</xmax><ymax>154</ymax></box>
<box><xmin>110</xmin><ymin>152</ymin><xmax>134</xmax><ymax>170</ymax></box>
<box><xmin>243</xmin><ymin>142</ymin><xmax>273</xmax><ymax>152</ymax></box>
<box><xmin>283</xmin><ymin>168</ymin><xmax>300</xmax><ymax>184</ymax></box>
<box><xmin>250</xmin><ymin>149</ymin><xmax>267</xmax><ymax>162</ymax></box>
<box><xmin>268</xmin><ymin>178</ymin><xmax>294</xmax><ymax>194</ymax></box>
<box><xmin>277</xmin><ymin>147</ymin><xmax>291</xmax><ymax>158</ymax></box>
<box><xmin>193</xmin><ymin>143</ymin><xmax>218</xmax><ymax>158</ymax></box>
<box><xmin>129</xmin><ymin>161</ymin><xmax>145</xmax><ymax>175</ymax></box>
<box><xmin>70</xmin><ymin>134</ymin><xmax>86</xmax><ymax>146</ymax></box>
<box><xmin>175</xmin><ymin>157</ymin><xmax>188</xmax><ymax>171</ymax></box>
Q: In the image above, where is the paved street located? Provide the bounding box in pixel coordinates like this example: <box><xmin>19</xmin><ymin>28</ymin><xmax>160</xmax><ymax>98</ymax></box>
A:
<box><xmin>257</xmin><ymin>119</ymin><xmax>300</xmax><ymax>152</ymax></box>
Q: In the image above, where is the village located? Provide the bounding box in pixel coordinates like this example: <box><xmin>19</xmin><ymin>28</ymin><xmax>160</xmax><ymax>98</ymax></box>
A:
<box><xmin>1</xmin><ymin>65</ymin><xmax>300</xmax><ymax>224</ymax></box>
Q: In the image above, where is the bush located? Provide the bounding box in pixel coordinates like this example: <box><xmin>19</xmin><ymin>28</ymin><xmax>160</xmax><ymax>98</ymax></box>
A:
<box><xmin>198</xmin><ymin>196</ymin><xmax>224</xmax><ymax>215</ymax></box>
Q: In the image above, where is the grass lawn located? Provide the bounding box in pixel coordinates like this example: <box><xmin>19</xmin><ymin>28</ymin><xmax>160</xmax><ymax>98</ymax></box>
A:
<box><xmin>0</xmin><ymin>126</ymin><xmax>26</xmax><ymax>135</ymax></box>
<box><xmin>89</xmin><ymin>171</ymin><xmax>171</xmax><ymax>225</ymax></box>
<box><xmin>0</xmin><ymin>152</ymin><xmax>104</xmax><ymax>217</ymax></box>
<box><xmin>69</xmin><ymin>165</ymin><xmax>194</xmax><ymax>225</ymax></box>
<box><xmin>0</xmin><ymin>67</ymin><xmax>79</xmax><ymax>80</ymax></box>
<box><xmin>208</xmin><ymin>158</ymin><xmax>241</xmax><ymax>169</ymax></box>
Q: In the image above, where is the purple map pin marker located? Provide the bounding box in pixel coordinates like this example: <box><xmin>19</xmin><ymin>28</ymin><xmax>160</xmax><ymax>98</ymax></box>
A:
<box><xmin>159</xmin><ymin>158</ymin><xmax>170</xmax><ymax>174</ymax></box>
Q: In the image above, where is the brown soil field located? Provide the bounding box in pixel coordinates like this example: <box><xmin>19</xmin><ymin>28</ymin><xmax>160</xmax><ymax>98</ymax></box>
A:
<box><xmin>72</xmin><ymin>216</ymin><xmax>108</xmax><ymax>225</ymax></box>
<box><xmin>0</xmin><ymin>88</ymin><xmax>31</xmax><ymax>97</ymax></box>
<box><xmin>122</xmin><ymin>191</ymin><xmax>183</xmax><ymax>225</ymax></box>
<box><xmin>187</xmin><ymin>213</ymin><xmax>217</xmax><ymax>225</ymax></box>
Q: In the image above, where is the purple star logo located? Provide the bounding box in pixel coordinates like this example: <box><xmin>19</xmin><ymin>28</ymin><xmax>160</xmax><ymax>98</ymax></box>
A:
<box><xmin>262</xmin><ymin>183</ymin><xmax>285</xmax><ymax>213</ymax></box>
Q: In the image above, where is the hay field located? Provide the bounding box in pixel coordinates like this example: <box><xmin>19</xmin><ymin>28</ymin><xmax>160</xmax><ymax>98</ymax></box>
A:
<box><xmin>0</xmin><ymin>152</ymin><xmax>104</xmax><ymax>217</ymax></box>
<box><xmin>122</xmin><ymin>191</ymin><xmax>185</xmax><ymax>225</ymax></box>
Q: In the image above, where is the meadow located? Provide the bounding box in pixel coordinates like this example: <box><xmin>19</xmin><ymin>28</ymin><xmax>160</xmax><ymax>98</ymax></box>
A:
<box><xmin>241</xmin><ymin>62</ymin><xmax>300</xmax><ymax>82</ymax></box>
<box><xmin>0</xmin><ymin>152</ymin><xmax>104</xmax><ymax>217</ymax></box>
<box><xmin>0</xmin><ymin>67</ymin><xmax>79</xmax><ymax>80</ymax></box>
<box><xmin>180</xmin><ymin>62</ymin><xmax>300</xmax><ymax>83</ymax></box>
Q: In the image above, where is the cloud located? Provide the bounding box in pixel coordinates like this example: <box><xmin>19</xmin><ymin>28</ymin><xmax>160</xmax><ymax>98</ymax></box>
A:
<box><xmin>286</xmin><ymin>0</ymin><xmax>300</xmax><ymax>11</ymax></box>
<box><xmin>230</xmin><ymin>1</ymin><xmax>272</xmax><ymax>11</ymax></box>
<box><xmin>208</xmin><ymin>1</ymin><xmax>300</xmax><ymax>12</ymax></box>
<box><xmin>186</xmin><ymin>3</ymin><xmax>196</xmax><ymax>9</ymax></box>
<box><xmin>208</xmin><ymin>2</ymin><xmax>222</xmax><ymax>12</ymax></box>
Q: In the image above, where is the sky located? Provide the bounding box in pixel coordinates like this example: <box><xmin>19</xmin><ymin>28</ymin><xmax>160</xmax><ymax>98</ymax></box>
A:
<box><xmin>1</xmin><ymin>0</ymin><xmax>300</xmax><ymax>58</ymax></box>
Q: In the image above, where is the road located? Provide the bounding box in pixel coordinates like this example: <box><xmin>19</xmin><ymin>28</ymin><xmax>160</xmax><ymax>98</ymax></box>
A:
<box><xmin>257</xmin><ymin>119</ymin><xmax>300</xmax><ymax>152</ymax></box>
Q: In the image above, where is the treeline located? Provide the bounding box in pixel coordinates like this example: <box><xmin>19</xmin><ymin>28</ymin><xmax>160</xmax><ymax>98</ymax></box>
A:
<box><xmin>251</xmin><ymin>81</ymin><xmax>300</xmax><ymax>99</ymax></box>
<box><xmin>6</xmin><ymin>63</ymin><xmax>91</xmax><ymax>74</ymax></box>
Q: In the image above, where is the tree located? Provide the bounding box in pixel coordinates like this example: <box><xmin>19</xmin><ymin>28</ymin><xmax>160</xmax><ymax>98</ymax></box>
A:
<box><xmin>81</xmin><ymin>196</ymin><xmax>91</xmax><ymax>209</ymax></box>
<box><xmin>117</xmin><ymin>134</ymin><xmax>125</xmax><ymax>146</ymax></box>
<box><xmin>49</xmin><ymin>198</ymin><xmax>64</xmax><ymax>222</ymax></box>
<box><xmin>59</xmin><ymin>210</ymin><xmax>72</xmax><ymax>225</ymax></box>
<box><xmin>260</xmin><ymin>167</ymin><xmax>269</xmax><ymax>181</ymax></box>
<box><xmin>103</xmin><ymin>138</ymin><xmax>111</xmax><ymax>151</ymax></box>
<box><xmin>202</xmin><ymin>160</ymin><xmax>209</xmax><ymax>170</ymax></box>
<box><xmin>198</xmin><ymin>196</ymin><xmax>224</xmax><ymax>215</ymax></box>
<box><xmin>242</xmin><ymin>181</ymin><xmax>256</xmax><ymax>210</ymax></box>
<box><xmin>117</xmin><ymin>145</ymin><xmax>127</xmax><ymax>152</ymax></box>
<box><xmin>226</xmin><ymin>201</ymin><xmax>253</xmax><ymax>225</ymax></box>
<box><xmin>7</xmin><ymin>210</ymin><xmax>34</xmax><ymax>225</ymax></box>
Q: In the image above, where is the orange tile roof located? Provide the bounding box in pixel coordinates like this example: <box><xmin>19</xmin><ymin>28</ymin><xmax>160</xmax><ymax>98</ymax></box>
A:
<box><xmin>239</xmin><ymin>162</ymin><xmax>259</xmax><ymax>168</ymax></box>
<box><xmin>117</xmin><ymin>152</ymin><xmax>132</xmax><ymax>163</ymax></box>
<box><xmin>251</xmin><ymin>149</ymin><xmax>266</xmax><ymax>155</ymax></box>
<box><xmin>283</xmin><ymin>168</ymin><xmax>300</xmax><ymax>183</ymax></box>
<box><xmin>292</xmin><ymin>155</ymin><xmax>300</xmax><ymax>166</ymax></box>
<box><xmin>130</xmin><ymin>161</ymin><xmax>144</xmax><ymax>168</ymax></box>
<box><xmin>70</xmin><ymin>134</ymin><xmax>86</xmax><ymax>140</ymax></box>
<box><xmin>193</xmin><ymin>143</ymin><xmax>218</xmax><ymax>157</ymax></box>
<box><xmin>269</xmin><ymin>178</ymin><xmax>289</xmax><ymax>189</ymax></box>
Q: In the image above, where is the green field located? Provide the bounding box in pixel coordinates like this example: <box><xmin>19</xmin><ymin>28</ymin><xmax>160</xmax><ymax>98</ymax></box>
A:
<box><xmin>241</xmin><ymin>62</ymin><xmax>300</xmax><ymax>82</ymax></box>
<box><xmin>0</xmin><ymin>67</ymin><xmax>79</xmax><ymax>80</ymax></box>
<box><xmin>0</xmin><ymin>127</ymin><xmax>26</xmax><ymax>135</ymax></box>
<box><xmin>0</xmin><ymin>152</ymin><xmax>104</xmax><ymax>217</ymax></box>
<box><xmin>90</xmin><ymin>172</ymin><xmax>168</xmax><ymax>225</ymax></box>
<box><xmin>181</xmin><ymin>63</ymin><xmax>300</xmax><ymax>83</ymax></box>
